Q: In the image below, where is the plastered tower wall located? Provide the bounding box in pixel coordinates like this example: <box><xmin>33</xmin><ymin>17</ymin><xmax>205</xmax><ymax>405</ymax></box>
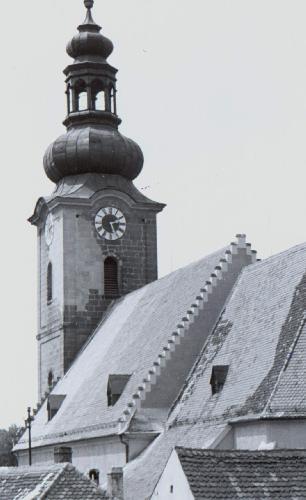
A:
<box><xmin>38</xmin><ymin>207</ymin><xmax>64</xmax><ymax>399</ymax></box>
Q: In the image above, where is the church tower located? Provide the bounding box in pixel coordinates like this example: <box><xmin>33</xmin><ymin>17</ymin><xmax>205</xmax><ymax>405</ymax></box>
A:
<box><xmin>30</xmin><ymin>0</ymin><xmax>165</xmax><ymax>398</ymax></box>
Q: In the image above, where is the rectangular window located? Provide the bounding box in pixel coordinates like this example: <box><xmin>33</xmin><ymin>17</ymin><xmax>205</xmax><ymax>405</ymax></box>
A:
<box><xmin>107</xmin><ymin>375</ymin><xmax>131</xmax><ymax>406</ymax></box>
<box><xmin>47</xmin><ymin>394</ymin><xmax>66</xmax><ymax>421</ymax></box>
<box><xmin>210</xmin><ymin>365</ymin><xmax>229</xmax><ymax>395</ymax></box>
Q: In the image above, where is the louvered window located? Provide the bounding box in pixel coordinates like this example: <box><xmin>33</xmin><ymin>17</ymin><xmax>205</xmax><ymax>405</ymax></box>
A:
<box><xmin>104</xmin><ymin>257</ymin><xmax>119</xmax><ymax>297</ymax></box>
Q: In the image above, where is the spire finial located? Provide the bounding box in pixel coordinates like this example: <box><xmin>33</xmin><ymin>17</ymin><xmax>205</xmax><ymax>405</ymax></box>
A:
<box><xmin>81</xmin><ymin>0</ymin><xmax>97</xmax><ymax>28</ymax></box>
<box><xmin>84</xmin><ymin>0</ymin><xmax>94</xmax><ymax>9</ymax></box>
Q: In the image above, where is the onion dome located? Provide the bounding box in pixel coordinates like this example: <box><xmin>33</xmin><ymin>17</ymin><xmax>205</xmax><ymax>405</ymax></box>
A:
<box><xmin>43</xmin><ymin>0</ymin><xmax>144</xmax><ymax>184</ymax></box>
<box><xmin>67</xmin><ymin>0</ymin><xmax>113</xmax><ymax>62</ymax></box>
<box><xmin>44</xmin><ymin>127</ymin><xmax>144</xmax><ymax>183</ymax></box>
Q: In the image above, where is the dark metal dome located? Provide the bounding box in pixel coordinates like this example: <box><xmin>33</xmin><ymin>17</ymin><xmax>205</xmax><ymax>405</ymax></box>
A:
<box><xmin>66</xmin><ymin>4</ymin><xmax>113</xmax><ymax>61</ymax></box>
<box><xmin>44</xmin><ymin>126</ymin><xmax>144</xmax><ymax>183</ymax></box>
<box><xmin>43</xmin><ymin>0</ymin><xmax>144</xmax><ymax>184</ymax></box>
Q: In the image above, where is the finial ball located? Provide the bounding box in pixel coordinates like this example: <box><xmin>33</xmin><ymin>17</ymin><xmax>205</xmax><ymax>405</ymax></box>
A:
<box><xmin>84</xmin><ymin>0</ymin><xmax>94</xmax><ymax>9</ymax></box>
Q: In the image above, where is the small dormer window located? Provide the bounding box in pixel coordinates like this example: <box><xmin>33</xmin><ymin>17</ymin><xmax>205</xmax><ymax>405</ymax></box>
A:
<box><xmin>210</xmin><ymin>365</ymin><xmax>229</xmax><ymax>395</ymax></box>
<box><xmin>107</xmin><ymin>375</ymin><xmax>131</xmax><ymax>407</ymax></box>
<box><xmin>47</xmin><ymin>394</ymin><xmax>66</xmax><ymax>421</ymax></box>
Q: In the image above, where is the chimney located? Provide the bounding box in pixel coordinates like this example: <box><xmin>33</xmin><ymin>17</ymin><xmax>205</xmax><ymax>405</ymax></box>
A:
<box><xmin>54</xmin><ymin>446</ymin><xmax>72</xmax><ymax>463</ymax></box>
<box><xmin>107</xmin><ymin>467</ymin><xmax>124</xmax><ymax>500</ymax></box>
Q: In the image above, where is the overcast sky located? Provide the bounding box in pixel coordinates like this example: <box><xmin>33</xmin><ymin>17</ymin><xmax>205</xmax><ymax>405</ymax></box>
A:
<box><xmin>1</xmin><ymin>0</ymin><xmax>306</xmax><ymax>429</ymax></box>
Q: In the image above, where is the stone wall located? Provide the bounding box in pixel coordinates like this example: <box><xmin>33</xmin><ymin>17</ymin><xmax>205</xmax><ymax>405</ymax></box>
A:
<box><xmin>37</xmin><ymin>183</ymin><xmax>161</xmax><ymax>399</ymax></box>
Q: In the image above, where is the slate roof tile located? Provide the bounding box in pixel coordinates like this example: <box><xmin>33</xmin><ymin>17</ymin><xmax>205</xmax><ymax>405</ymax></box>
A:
<box><xmin>15</xmin><ymin>247</ymin><xmax>228</xmax><ymax>449</ymax></box>
<box><xmin>170</xmin><ymin>242</ymin><xmax>306</xmax><ymax>426</ymax></box>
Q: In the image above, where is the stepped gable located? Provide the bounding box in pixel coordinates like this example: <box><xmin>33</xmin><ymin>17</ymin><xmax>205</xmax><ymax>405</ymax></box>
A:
<box><xmin>0</xmin><ymin>463</ymin><xmax>107</xmax><ymax>499</ymax></box>
<box><xmin>170</xmin><ymin>241</ymin><xmax>306</xmax><ymax>426</ymax></box>
<box><xmin>175</xmin><ymin>447</ymin><xmax>306</xmax><ymax>499</ymax></box>
<box><xmin>124</xmin><ymin>241</ymin><xmax>306</xmax><ymax>500</ymax></box>
<box><xmin>15</xmin><ymin>235</ymin><xmax>254</xmax><ymax>451</ymax></box>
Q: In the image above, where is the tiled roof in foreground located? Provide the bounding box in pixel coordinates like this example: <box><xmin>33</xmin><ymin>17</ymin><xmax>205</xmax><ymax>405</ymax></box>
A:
<box><xmin>0</xmin><ymin>463</ymin><xmax>107</xmax><ymax>499</ymax></box>
<box><xmin>176</xmin><ymin>447</ymin><xmax>306</xmax><ymax>499</ymax></box>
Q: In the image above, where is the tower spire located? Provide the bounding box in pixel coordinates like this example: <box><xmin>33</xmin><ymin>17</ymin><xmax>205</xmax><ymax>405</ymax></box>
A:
<box><xmin>43</xmin><ymin>1</ymin><xmax>144</xmax><ymax>183</ymax></box>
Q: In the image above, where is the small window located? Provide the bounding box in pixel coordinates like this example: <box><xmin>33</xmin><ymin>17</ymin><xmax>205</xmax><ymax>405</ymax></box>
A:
<box><xmin>104</xmin><ymin>257</ymin><xmax>119</xmax><ymax>298</ymax></box>
<box><xmin>210</xmin><ymin>365</ymin><xmax>229</xmax><ymax>395</ymax></box>
<box><xmin>110</xmin><ymin>87</ymin><xmax>116</xmax><ymax>114</ymax></box>
<box><xmin>89</xmin><ymin>469</ymin><xmax>100</xmax><ymax>485</ymax></box>
<box><xmin>47</xmin><ymin>394</ymin><xmax>66</xmax><ymax>421</ymax></box>
<box><xmin>78</xmin><ymin>91</ymin><xmax>87</xmax><ymax>111</ymax></box>
<box><xmin>95</xmin><ymin>90</ymin><xmax>106</xmax><ymax>111</ymax></box>
<box><xmin>48</xmin><ymin>371</ymin><xmax>54</xmax><ymax>389</ymax></box>
<box><xmin>47</xmin><ymin>262</ymin><xmax>53</xmax><ymax>303</ymax></box>
<box><xmin>107</xmin><ymin>375</ymin><xmax>131</xmax><ymax>406</ymax></box>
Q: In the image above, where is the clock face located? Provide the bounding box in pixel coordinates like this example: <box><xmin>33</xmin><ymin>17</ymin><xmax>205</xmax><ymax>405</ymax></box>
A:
<box><xmin>45</xmin><ymin>213</ymin><xmax>54</xmax><ymax>246</ymax></box>
<box><xmin>95</xmin><ymin>207</ymin><xmax>126</xmax><ymax>241</ymax></box>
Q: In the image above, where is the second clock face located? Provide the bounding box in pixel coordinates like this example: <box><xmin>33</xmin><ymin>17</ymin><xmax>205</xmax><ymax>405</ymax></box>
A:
<box><xmin>95</xmin><ymin>207</ymin><xmax>126</xmax><ymax>241</ymax></box>
<box><xmin>45</xmin><ymin>213</ymin><xmax>54</xmax><ymax>247</ymax></box>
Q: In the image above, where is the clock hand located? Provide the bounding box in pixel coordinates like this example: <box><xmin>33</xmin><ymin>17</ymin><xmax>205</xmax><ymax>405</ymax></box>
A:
<box><xmin>110</xmin><ymin>220</ymin><xmax>118</xmax><ymax>232</ymax></box>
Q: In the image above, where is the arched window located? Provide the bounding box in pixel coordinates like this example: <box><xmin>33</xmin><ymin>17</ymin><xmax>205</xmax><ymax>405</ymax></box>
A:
<box><xmin>95</xmin><ymin>90</ymin><xmax>106</xmax><ymax>111</ymax></box>
<box><xmin>47</xmin><ymin>262</ymin><xmax>53</xmax><ymax>303</ymax></box>
<box><xmin>78</xmin><ymin>91</ymin><xmax>87</xmax><ymax>111</ymax></box>
<box><xmin>104</xmin><ymin>257</ymin><xmax>119</xmax><ymax>298</ymax></box>
<box><xmin>48</xmin><ymin>371</ymin><xmax>54</xmax><ymax>389</ymax></box>
<box><xmin>75</xmin><ymin>80</ymin><xmax>87</xmax><ymax>111</ymax></box>
<box><xmin>110</xmin><ymin>87</ymin><xmax>116</xmax><ymax>114</ymax></box>
<box><xmin>89</xmin><ymin>469</ymin><xmax>100</xmax><ymax>485</ymax></box>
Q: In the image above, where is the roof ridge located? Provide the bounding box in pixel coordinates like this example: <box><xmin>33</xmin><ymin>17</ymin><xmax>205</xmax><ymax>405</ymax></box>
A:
<box><xmin>39</xmin><ymin>463</ymin><xmax>68</xmax><ymax>499</ymax></box>
<box><xmin>175</xmin><ymin>446</ymin><xmax>306</xmax><ymax>455</ymax></box>
<box><xmin>118</xmin><ymin>235</ymin><xmax>258</xmax><ymax>432</ymax></box>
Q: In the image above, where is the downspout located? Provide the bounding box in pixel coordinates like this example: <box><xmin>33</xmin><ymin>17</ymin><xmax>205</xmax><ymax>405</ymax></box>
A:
<box><xmin>119</xmin><ymin>434</ymin><xmax>129</xmax><ymax>463</ymax></box>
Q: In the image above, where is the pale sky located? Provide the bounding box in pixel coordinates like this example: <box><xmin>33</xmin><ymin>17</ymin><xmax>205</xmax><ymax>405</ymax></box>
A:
<box><xmin>1</xmin><ymin>0</ymin><xmax>306</xmax><ymax>428</ymax></box>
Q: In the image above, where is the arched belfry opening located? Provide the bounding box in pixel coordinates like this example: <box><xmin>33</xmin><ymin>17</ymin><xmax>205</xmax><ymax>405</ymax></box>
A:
<box><xmin>104</xmin><ymin>257</ymin><xmax>119</xmax><ymax>298</ymax></box>
<box><xmin>47</xmin><ymin>262</ymin><xmax>53</xmax><ymax>303</ymax></box>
